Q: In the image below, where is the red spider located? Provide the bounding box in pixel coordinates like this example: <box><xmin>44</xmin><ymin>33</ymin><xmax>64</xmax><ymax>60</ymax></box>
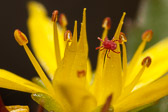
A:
<box><xmin>96</xmin><ymin>37</ymin><xmax>120</xmax><ymax>58</ymax></box>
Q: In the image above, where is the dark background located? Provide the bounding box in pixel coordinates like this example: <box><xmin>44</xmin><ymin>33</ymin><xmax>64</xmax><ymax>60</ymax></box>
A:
<box><xmin>0</xmin><ymin>0</ymin><xmax>140</xmax><ymax>111</ymax></box>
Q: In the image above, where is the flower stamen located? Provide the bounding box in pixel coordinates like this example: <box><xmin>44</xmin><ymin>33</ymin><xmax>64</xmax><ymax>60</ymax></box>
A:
<box><xmin>52</xmin><ymin>10</ymin><xmax>58</xmax><ymax>22</ymax></box>
<box><xmin>141</xmin><ymin>56</ymin><xmax>152</xmax><ymax>67</ymax></box>
<box><xmin>64</xmin><ymin>30</ymin><xmax>72</xmax><ymax>42</ymax></box>
<box><xmin>101</xmin><ymin>17</ymin><xmax>111</xmax><ymax>43</ymax></box>
<box><xmin>125</xmin><ymin>56</ymin><xmax>152</xmax><ymax>93</ymax></box>
<box><xmin>102</xmin><ymin>17</ymin><xmax>111</xmax><ymax>30</ymax></box>
<box><xmin>119</xmin><ymin>32</ymin><xmax>127</xmax><ymax>44</ymax></box>
<box><xmin>127</xmin><ymin>30</ymin><xmax>153</xmax><ymax>77</ymax></box>
<box><xmin>14</xmin><ymin>29</ymin><xmax>55</xmax><ymax>96</ymax></box>
<box><xmin>142</xmin><ymin>30</ymin><xmax>153</xmax><ymax>42</ymax></box>
<box><xmin>95</xmin><ymin>17</ymin><xmax>111</xmax><ymax>78</ymax></box>
<box><xmin>59</xmin><ymin>13</ymin><xmax>68</xmax><ymax>28</ymax></box>
<box><xmin>14</xmin><ymin>29</ymin><xmax>28</xmax><ymax>46</ymax></box>
<box><xmin>119</xmin><ymin>32</ymin><xmax>128</xmax><ymax>85</ymax></box>
<box><xmin>52</xmin><ymin>10</ymin><xmax>61</xmax><ymax>66</ymax></box>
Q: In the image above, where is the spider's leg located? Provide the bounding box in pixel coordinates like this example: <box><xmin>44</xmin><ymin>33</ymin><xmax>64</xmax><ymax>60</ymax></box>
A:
<box><xmin>96</xmin><ymin>45</ymin><xmax>104</xmax><ymax>50</ymax></box>
<box><xmin>107</xmin><ymin>49</ymin><xmax>111</xmax><ymax>58</ymax></box>
<box><xmin>112</xmin><ymin>50</ymin><xmax>120</xmax><ymax>54</ymax></box>
<box><xmin>97</xmin><ymin>37</ymin><xmax>103</xmax><ymax>42</ymax></box>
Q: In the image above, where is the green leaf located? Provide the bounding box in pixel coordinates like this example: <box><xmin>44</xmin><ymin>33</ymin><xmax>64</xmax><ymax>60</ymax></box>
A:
<box><xmin>31</xmin><ymin>92</ymin><xmax>63</xmax><ymax>112</ymax></box>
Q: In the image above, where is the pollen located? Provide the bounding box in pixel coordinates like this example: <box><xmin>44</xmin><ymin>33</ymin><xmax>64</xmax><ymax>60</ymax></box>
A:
<box><xmin>64</xmin><ymin>30</ymin><xmax>72</xmax><ymax>42</ymax></box>
<box><xmin>59</xmin><ymin>13</ymin><xmax>68</xmax><ymax>27</ymax></box>
<box><xmin>102</xmin><ymin>17</ymin><xmax>111</xmax><ymax>30</ymax></box>
<box><xmin>52</xmin><ymin>10</ymin><xmax>59</xmax><ymax>22</ymax></box>
<box><xmin>119</xmin><ymin>32</ymin><xmax>127</xmax><ymax>44</ymax></box>
<box><xmin>14</xmin><ymin>29</ymin><xmax>28</xmax><ymax>46</ymax></box>
<box><xmin>142</xmin><ymin>30</ymin><xmax>153</xmax><ymax>42</ymax></box>
<box><xmin>141</xmin><ymin>56</ymin><xmax>152</xmax><ymax>67</ymax></box>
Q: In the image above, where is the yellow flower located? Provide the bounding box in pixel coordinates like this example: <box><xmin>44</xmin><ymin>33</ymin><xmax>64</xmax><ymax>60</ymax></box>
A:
<box><xmin>0</xmin><ymin>1</ymin><xmax>168</xmax><ymax>112</ymax></box>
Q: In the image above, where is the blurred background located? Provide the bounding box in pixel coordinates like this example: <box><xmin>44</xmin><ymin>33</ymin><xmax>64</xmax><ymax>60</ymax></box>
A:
<box><xmin>0</xmin><ymin>0</ymin><xmax>168</xmax><ymax>111</ymax></box>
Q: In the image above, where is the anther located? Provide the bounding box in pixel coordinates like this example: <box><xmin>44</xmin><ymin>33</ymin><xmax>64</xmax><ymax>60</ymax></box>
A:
<box><xmin>142</xmin><ymin>30</ymin><xmax>153</xmax><ymax>42</ymax></box>
<box><xmin>102</xmin><ymin>17</ymin><xmax>111</xmax><ymax>30</ymax></box>
<box><xmin>52</xmin><ymin>10</ymin><xmax>59</xmax><ymax>22</ymax></box>
<box><xmin>14</xmin><ymin>29</ymin><xmax>28</xmax><ymax>46</ymax></box>
<box><xmin>141</xmin><ymin>56</ymin><xmax>152</xmax><ymax>67</ymax></box>
<box><xmin>119</xmin><ymin>32</ymin><xmax>127</xmax><ymax>44</ymax></box>
<box><xmin>59</xmin><ymin>13</ymin><xmax>68</xmax><ymax>27</ymax></box>
<box><xmin>64</xmin><ymin>30</ymin><xmax>72</xmax><ymax>42</ymax></box>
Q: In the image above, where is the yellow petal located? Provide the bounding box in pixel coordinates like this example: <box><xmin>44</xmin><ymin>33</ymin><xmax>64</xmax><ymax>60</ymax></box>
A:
<box><xmin>27</xmin><ymin>1</ymin><xmax>65</xmax><ymax>79</ymax></box>
<box><xmin>53</xmin><ymin>21</ymin><xmax>78</xmax><ymax>85</ymax></box>
<box><xmin>54</xmin><ymin>9</ymin><xmax>88</xmax><ymax>86</ymax></box>
<box><xmin>52</xmin><ymin>10</ymin><xmax>95</xmax><ymax>111</ymax></box>
<box><xmin>51</xmin><ymin>21</ymin><xmax>78</xmax><ymax>111</ymax></box>
<box><xmin>98</xmin><ymin>12</ymin><xmax>125</xmax><ymax>105</ymax></box>
<box><xmin>86</xmin><ymin>59</ymin><xmax>93</xmax><ymax>85</ymax></box>
<box><xmin>53</xmin><ymin>9</ymin><xmax>88</xmax><ymax>86</ymax></box>
<box><xmin>114</xmin><ymin>73</ymin><xmax>168</xmax><ymax>112</ymax></box>
<box><xmin>52</xmin><ymin>30</ymin><xmax>95</xmax><ymax>111</ymax></box>
<box><xmin>91</xmin><ymin>17</ymin><xmax>110</xmax><ymax>103</ymax></box>
<box><xmin>125</xmin><ymin>37</ymin><xmax>168</xmax><ymax>89</ymax></box>
<box><xmin>0</xmin><ymin>69</ymin><xmax>47</xmax><ymax>94</ymax></box>
<box><xmin>57</xmin><ymin>83</ymin><xmax>96</xmax><ymax>112</ymax></box>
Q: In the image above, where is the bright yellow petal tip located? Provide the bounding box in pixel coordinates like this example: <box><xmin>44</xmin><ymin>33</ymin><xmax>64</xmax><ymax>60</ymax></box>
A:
<box><xmin>27</xmin><ymin>1</ymin><xmax>47</xmax><ymax>16</ymax></box>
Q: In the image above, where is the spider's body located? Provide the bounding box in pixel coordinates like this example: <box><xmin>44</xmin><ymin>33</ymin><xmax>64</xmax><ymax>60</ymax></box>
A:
<box><xmin>96</xmin><ymin>37</ymin><xmax>120</xmax><ymax>58</ymax></box>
